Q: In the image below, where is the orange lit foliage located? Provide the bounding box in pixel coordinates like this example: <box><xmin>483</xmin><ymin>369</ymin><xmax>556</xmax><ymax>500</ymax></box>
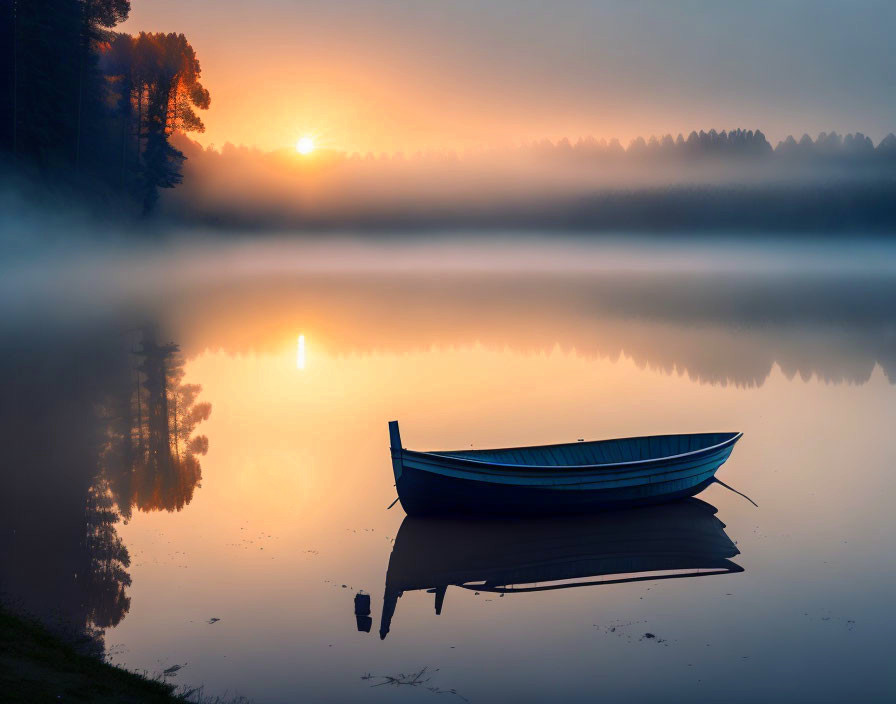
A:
<box><xmin>105</xmin><ymin>31</ymin><xmax>210</xmax><ymax>137</ymax></box>
<box><xmin>101</xmin><ymin>31</ymin><xmax>210</xmax><ymax>211</ymax></box>
<box><xmin>101</xmin><ymin>330</ymin><xmax>211</xmax><ymax>518</ymax></box>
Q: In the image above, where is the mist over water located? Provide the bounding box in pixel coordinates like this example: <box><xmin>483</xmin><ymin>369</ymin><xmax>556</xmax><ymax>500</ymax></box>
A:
<box><xmin>3</xmin><ymin>232</ymin><xmax>896</xmax><ymax>388</ymax></box>
<box><xmin>1</xmin><ymin>231</ymin><xmax>895</xmax><ymax>702</ymax></box>
<box><xmin>4</xmin><ymin>0</ymin><xmax>895</xmax><ymax>699</ymax></box>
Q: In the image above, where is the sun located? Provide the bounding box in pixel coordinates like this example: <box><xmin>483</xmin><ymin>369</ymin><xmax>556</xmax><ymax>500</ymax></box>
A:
<box><xmin>296</xmin><ymin>136</ymin><xmax>315</xmax><ymax>155</ymax></box>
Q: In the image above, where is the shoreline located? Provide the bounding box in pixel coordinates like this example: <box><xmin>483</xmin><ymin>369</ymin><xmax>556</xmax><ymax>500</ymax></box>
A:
<box><xmin>0</xmin><ymin>605</ymin><xmax>187</xmax><ymax>703</ymax></box>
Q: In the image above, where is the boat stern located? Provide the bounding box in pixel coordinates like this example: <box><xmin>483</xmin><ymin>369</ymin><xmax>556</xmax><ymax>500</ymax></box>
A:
<box><xmin>388</xmin><ymin>420</ymin><xmax>404</xmax><ymax>482</ymax></box>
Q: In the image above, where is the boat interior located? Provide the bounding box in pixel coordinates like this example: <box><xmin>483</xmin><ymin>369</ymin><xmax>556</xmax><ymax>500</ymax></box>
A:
<box><xmin>432</xmin><ymin>432</ymin><xmax>740</xmax><ymax>467</ymax></box>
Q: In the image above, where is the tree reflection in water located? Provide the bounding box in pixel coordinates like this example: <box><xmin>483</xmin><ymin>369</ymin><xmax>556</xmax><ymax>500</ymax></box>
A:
<box><xmin>103</xmin><ymin>327</ymin><xmax>210</xmax><ymax>520</ymax></box>
<box><xmin>0</xmin><ymin>325</ymin><xmax>210</xmax><ymax>655</ymax></box>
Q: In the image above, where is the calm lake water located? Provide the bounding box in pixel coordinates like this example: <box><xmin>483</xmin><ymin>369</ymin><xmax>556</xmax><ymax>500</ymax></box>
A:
<box><xmin>1</xmin><ymin>237</ymin><xmax>895</xmax><ymax>703</ymax></box>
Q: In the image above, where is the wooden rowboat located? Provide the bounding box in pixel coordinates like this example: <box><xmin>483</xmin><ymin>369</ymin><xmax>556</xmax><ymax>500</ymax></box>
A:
<box><xmin>378</xmin><ymin>498</ymin><xmax>742</xmax><ymax>638</ymax></box>
<box><xmin>388</xmin><ymin>421</ymin><xmax>742</xmax><ymax>516</ymax></box>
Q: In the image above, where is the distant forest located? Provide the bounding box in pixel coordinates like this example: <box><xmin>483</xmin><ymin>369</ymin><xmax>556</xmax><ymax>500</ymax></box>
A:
<box><xmin>0</xmin><ymin>0</ymin><xmax>209</xmax><ymax>214</ymax></box>
<box><xmin>526</xmin><ymin>128</ymin><xmax>896</xmax><ymax>162</ymax></box>
<box><xmin>2</xmin><ymin>1</ymin><xmax>896</xmax><ymax>231</ymax></box>
<box><xmin>165</xmin><ymin>128</ymin><xmax>896</xmax><ymax>232</ymax></box>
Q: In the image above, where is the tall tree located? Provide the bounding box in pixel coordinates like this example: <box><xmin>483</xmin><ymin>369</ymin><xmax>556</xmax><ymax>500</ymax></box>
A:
<box><xmin>75</xmin><ymin>0</ymin><xmax>130</xmax><ymax>167</ymax></box>
<box><xmin>7</xmin><ymin>0</ymin><xmax>81</xmax><ymax>167</ymax></box>
<box><xmin>127</xmin><ymin>31</ymin><xmax>210</xmax><ymax>213</ymax></box>
<box><xmin>0</xmin><ymin>0</ymin><xmax>15</xmax><ymax>156</ymax></box>
<box><xmin>2</xmin><ymin>3</ymin><xmax>208</xmax><ymax>216</ymax></box>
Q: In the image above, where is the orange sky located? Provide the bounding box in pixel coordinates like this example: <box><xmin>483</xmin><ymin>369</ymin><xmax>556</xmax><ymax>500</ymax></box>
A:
<box><xmin>120</xmin><ymin>1</ymin><xmax>896</xmax><ymax>155</ymax></box>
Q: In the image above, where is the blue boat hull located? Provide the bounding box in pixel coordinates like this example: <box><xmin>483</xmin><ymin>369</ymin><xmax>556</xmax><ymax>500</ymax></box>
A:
<box><xmin>396</xmin><ymin>466</ymin><xmax>721</xmax><ymax>516</ymax></box>
<box><xmin>389</xmin><ymin>422</ymin><xmax>741</xmax><ymax>516</ymax></box>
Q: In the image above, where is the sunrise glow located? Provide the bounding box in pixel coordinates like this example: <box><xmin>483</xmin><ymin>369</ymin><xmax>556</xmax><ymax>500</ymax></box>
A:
<box><xmin>296</xmin><ymin>136</ymin><xmax>315</xmax><ymax>155</ymax></box>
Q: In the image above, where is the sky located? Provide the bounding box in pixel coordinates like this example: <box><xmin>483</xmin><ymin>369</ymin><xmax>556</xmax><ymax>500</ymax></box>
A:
<box><xmin>120</xmin><ymin>1</ymin><xmax>896</xmax><ymax>154</ymax></box>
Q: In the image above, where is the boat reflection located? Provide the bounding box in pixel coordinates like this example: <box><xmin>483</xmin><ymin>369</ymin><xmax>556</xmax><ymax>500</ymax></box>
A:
<box><xmin>379</xmin><ymin>498</ymin><xmax>742</xmax><ymax>639</ymax></box>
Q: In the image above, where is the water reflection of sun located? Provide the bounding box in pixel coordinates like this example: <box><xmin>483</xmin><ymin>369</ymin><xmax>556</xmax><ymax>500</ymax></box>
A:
<box><xmin>297</xmin><ymin>334</ymin><xmax>306</xmax><ymax>369</ymax></box>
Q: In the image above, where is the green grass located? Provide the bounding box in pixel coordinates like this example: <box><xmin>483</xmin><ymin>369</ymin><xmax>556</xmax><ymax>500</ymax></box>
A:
<box><xmin>0</xmin><ymin>606</ymin><xmax>186</xmax><ymax>703</ymax></box>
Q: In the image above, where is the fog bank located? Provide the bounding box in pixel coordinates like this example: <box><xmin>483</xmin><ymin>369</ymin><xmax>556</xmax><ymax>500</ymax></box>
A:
<box><xmin>159</xmin><ymin>130</ymin><xmax>896</xmax><ymax>231</ymax></box>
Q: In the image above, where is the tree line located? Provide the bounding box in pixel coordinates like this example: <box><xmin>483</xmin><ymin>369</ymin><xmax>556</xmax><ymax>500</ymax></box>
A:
<box><xmin>0</xmin><ymin>0</ymin><xmax>210</xmax><ymax>213</ymax></box>
<box><xmin>530</xmin><ymin>129</ymin><xmax>896</xmax><ymax>164</ymax></box>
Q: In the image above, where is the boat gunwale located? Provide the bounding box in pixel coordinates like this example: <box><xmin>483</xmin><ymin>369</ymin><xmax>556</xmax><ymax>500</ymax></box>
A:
<box><xmin>453</xmin><ymin>563</ymin><xmax>745</xmax><ymax>593</ymax></box>
<box><xmin>403</xmin><ymin>432</ymin><xmax>742</xmax><ymax>472</ymax></box>
<box><xmin>402</xmin><ymin>456</ymin><xmax>728</xmax><ymax>487</ymax></box>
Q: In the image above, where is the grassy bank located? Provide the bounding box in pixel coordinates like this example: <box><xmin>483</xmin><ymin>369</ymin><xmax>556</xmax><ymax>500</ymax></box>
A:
<box><xmin>0</xmin><ymin>606</ymin><xmax>184</xmax><ymax>703</ymax></box>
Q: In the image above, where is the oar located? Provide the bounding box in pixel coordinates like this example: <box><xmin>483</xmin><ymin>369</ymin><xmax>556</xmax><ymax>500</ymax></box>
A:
<box><xmin>713</xmin><ymin>478</ymin><xmax>758</xmax><ymax>507</ymax></box>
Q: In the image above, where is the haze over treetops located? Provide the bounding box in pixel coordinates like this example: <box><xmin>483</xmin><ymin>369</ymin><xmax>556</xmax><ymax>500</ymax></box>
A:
<box><xmin>121</xmin><ymin>0</ymin><xmax>896</xmax><ymax>154</ymax></box>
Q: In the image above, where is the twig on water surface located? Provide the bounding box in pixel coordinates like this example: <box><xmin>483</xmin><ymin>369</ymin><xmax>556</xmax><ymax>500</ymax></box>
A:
<box><xmin>172</xmin><ymin>683</ymin><xmax>252</xmax><ymax>704</ymax></box>
<box><xmin>365</xmin><ymin>667</ymin><xmax>469</xmax><ymax>701</ymax></box>
<box><xmin>370</xmin><ymin>665</ymin><xmax>433</xmax><ymax>687</ymax></box>
<box><xmin>429</xmin><ymin>686</ymin><xmax>469</xmax><ymax>701</ymax></box>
